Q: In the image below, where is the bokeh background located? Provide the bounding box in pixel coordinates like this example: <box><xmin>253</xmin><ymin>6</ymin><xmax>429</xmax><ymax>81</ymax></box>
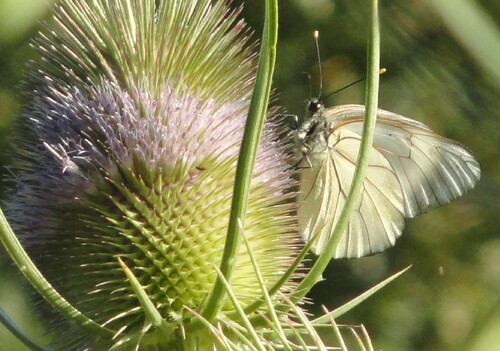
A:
<box><xmin>0</xmin><ymin>0</ymin><xmax>498</xmax><ymax>350</ymax></box>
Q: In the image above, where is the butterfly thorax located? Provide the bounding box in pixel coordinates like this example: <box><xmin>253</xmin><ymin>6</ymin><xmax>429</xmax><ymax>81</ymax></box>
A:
<box><xmin>295</xmin><ymin>100</ymin><xmax>331</xmax><ymax>167</ymax></box>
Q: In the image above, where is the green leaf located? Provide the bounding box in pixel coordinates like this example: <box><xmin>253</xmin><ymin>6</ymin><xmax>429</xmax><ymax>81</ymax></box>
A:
<box><xmin>312</xmin><ymin>266</ymin><xmax>411</xmax><ymax>323</ymax></box>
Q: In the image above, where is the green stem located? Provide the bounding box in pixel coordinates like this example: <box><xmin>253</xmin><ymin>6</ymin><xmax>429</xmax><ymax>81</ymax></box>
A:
<box><xmin>292</xmin><ymin>0</ymin><xmax>381</xmax><ymax>303</ymax></box>
<box><xmin>0</xmin><ymin>307</ymin><xmax>49</xmax><ymax>351</ymax></box>
<box><xmin>0</xmin><ymin>208</ymin><xmax>113</xmax><ymax>337</ymax></box>
<box><xmin>201</xmin><ymin>0</ymin><xmax>278</xmax><ymax>322</ymax></box>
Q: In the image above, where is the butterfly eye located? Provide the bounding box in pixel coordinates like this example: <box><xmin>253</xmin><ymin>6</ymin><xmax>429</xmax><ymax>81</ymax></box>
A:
<box><xmin>308</xmin><ymin>99</ymin><xmax>322</xmax><ymax>115</ymax></box>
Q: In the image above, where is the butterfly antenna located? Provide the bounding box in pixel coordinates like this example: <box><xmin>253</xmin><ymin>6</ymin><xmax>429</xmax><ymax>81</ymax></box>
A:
<box><xmin>314</xmin><ymin>30</ymin><xmax>323</xmax><ymax>99</ymax></box>
<box><xmin>323</xmin><ymin>68</ymin><xmax>386</xmax><ymax>101</ymax></box>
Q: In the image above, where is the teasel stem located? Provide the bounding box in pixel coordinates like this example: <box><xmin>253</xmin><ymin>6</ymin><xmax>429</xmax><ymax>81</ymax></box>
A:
<box><xmin>293</xmin><ymin>0</ymin><xmax>381</xmax><ymax>302</ymax></box>
<box><xmin>201</xmin><ymin>0</ymin><xmax>279</xmax><ymax>322</ymax></box>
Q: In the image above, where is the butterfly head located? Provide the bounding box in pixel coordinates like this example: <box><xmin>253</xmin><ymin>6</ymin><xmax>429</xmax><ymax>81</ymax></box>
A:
<box><xmin>307</xmin><ymin>98</ymin><xmax>323</xmax><ymax>117</ymax></box>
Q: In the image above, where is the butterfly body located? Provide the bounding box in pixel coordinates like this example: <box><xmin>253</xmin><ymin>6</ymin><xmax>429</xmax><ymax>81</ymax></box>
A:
<box><xmin>296</xmin><ymin>102</ymin><xmax>481</xmax><ymax>258</ymax></box>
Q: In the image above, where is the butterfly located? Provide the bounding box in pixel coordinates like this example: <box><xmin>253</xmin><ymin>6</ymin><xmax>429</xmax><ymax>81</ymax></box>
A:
<box><xmin>295</xmin><ymin>100</ymin><xmax>481</xmax><ymax>258</ymax></box>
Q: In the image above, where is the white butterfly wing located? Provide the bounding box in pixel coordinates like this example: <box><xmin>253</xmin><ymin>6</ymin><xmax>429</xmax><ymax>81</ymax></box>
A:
<box><xmin>299</xmin><ymin>127</ymin><xmax>406</xmax><ymax>258</ymax></box>
<box><xmin>339</xmin><ymin>105</ymin><xmax>481</xmax><ymax>217</ymax></box>
<box><xmin>298</xmin><ymin>104</ymin><xmax>480</xmax><ymax>258</ymax></box>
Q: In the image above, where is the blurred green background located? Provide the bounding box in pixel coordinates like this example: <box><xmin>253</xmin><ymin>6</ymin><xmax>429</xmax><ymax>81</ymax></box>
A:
<box><xmin>0</xmin><ymin>0</ymin><xmax>498</xmax><ymax>350</ymax></box>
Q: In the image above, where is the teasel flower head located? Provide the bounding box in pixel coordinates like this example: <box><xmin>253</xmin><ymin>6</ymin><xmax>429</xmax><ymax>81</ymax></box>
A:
<box><xmin>3</xmin><ymin>0</ymin><xmax>302</xmax><ymax>349</ymax></box>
